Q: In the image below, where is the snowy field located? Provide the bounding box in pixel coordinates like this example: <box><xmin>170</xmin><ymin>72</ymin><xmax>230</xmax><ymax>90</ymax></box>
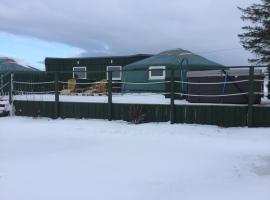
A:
<box><xmin>1</xmin><ymin>117</ymin><xmax>270</xmax><ymax>200</ymax></box>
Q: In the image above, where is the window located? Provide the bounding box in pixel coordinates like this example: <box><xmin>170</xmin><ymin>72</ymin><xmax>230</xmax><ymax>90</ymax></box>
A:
<box><xmin>73</xmin><ymin>67</ymin><xmax>87</xmax><ymax>79</ymax></box>
<box><xmin>107</xmin><ymin>66</ymin><xmax>122</xmax><ymax>80</ymax></box>
<box><xmin>149</xmin><ymin>66</ymin><xmax>166</xmax><ymax>80</ymax></box>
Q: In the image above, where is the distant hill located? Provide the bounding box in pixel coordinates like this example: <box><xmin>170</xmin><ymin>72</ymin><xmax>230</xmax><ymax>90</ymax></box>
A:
<box><xmin>0</xmin><ymin>57</ymin><xmax>39</xmax><ymax>72</ymax></box>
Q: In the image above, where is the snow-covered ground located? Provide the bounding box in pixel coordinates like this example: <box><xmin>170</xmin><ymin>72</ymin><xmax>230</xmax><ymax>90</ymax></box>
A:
<box><xmin>12</xmin><ymin>93</ymin><xmax>270</xmax><ymax>106</ymax></box>
<box><xmin>0</xmin><ymin>117</ymin><xmax>270</xmax><ymax>200</ymax></box>
<box><xmin>14</xmin><ymin>93</ymin><xmax>178</xmax><ymax>104</ymax></box>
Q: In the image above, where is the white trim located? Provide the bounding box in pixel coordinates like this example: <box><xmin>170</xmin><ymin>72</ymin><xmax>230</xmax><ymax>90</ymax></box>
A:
<box><xmin>149</xmin><ymin>66</ymin><xmax>166</xmax><ymax>80</ymax></box>
<box><xmin>73</xmin><ymin>66</ymin><xmax>87</xmax><ymax>79</ymax></box>
<box><xmin>106</xmin><ymin>66</ymin><xmax>122</xmax><ymax>81</ymax></box>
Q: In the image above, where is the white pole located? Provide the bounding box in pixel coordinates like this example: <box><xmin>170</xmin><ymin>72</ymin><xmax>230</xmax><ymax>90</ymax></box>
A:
<box><xmin>9</xmin><ymin>73</ymin><xmax>14</xmax><ymax>116</ymax></box>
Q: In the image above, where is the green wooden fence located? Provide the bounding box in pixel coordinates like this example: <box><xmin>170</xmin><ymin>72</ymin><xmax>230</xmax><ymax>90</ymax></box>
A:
<box><xmin>14</xmin><ymin>100</ymin><xmax>269</xmax><ymax>127</ymax></box>
<box><xmin>7</xmin><ymin>66</ymin><xmax>270</xmax><ymax>127</ymax></box>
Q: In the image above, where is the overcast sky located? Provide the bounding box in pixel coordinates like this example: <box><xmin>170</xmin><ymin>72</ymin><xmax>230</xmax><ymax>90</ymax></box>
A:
<box><xmin>0</xmin><ymin>0</ymin><xmax>259</xmax><ymax>69</ymax></box>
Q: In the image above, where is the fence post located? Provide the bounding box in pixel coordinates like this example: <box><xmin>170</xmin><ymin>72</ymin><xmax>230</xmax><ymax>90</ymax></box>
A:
<box><xmin>108</xmin><ymin>70</ymin><xmax>112</xmax><ymax>121</ymax></box>
<box><xmin>247</xmin><ymin>66</ymin><xmax>254</xmax><ymax>127</ymax></box>
<box><xmin>0</xmin><ymin>74</ymin><xmax>3</xmax><ymax>95</ymax></box>
<box><xmin>9</xmin><ymin>73</ymin><xmax>13</xmax><ymax>104</ymax></box>
<box><xmin>54</xmin><ymin>72</ymin><xmax>59</xmax><ymax>119</ymax></box>
<box><xmin>9</xmin><ymin>73</ymin><xmax>13</xmax><ymax>116</ymax></box>
<box><xmin>170</xmin><ymin>69</ymin><xmax>175</xmax><ymax>124</ymax></box>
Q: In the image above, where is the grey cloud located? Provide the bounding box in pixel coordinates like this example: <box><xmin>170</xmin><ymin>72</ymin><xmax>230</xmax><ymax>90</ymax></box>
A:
<box><xmin>0</xmin><ymin>0</ymin><xmax>260</xmax><ymax>65</ymax></box>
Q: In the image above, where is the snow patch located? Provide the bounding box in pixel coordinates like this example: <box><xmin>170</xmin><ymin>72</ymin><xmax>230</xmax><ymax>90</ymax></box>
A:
<box><xmin>0</xmin><ymin>117</ymin><xmax>270</xmax><ymax>200</ymax></box>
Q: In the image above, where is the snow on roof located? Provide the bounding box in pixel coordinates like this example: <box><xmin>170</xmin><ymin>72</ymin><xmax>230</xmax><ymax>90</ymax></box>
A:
<box><xmin>0</xmin><ymin>57</ymin><xmax>39</xmax><ymax>72</ymax></box>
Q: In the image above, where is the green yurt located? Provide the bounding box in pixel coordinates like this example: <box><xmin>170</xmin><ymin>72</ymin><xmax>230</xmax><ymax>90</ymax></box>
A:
<box><xmin>122</xmin><ymin>49</ymin><xmax>225</xmax><ymax>93</ymax></box>
<box><xmin>0</xmin><ymin>57</ymin><xmax>38</xmax><ymax>72</ymax></box>
<box><xmin>0</xmin><ymin>58</ymin><xmax>41</xmax><ymax>93</ymax></box>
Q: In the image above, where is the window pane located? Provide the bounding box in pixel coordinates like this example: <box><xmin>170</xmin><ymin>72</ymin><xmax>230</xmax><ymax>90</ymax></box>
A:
<box><xmin>75</xmin><ymin>72</ymin><xmax>85</xmax><ymax>79</ymax></box>
<box><xmin>107</xmin><ymin>66</ymin><xmax>121</xmax><ymax>79</ymax></box>
<box><xmin>108</xmin><ymin>66</ymin><xmax>120</xmax><ymax>71</ymax></box>
<box><xmin>151</xmin><ymin>69</ymin><xmax>164</xmax><ymax>77</ymax></box>
<box><xmin>112</xmin><ymin>70</ymin><xmax>121</xmax><ymax>78</ymax></box>
<box><xmin>74</xmin><ymin>67</ymin><xmax>86</xmax><ymax>79</ymax></box>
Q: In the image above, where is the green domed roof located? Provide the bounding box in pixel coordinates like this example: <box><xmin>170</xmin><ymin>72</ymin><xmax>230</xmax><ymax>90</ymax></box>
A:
<box><xmin>125</xmin><ymin>48</ymin><xmax>225</xmax><ymax>70</ymax></box>
<box><xmin>0</xmin><ymin>58</ymin><xmax>38</xmax><ymax>72</ymax></box>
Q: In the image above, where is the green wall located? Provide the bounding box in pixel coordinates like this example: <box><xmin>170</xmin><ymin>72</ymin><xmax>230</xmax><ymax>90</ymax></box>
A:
<box><xmin>122</xmin><ymin>66</ymin><xmax>183</xmax><ymax>92</ymax></box>
<box><xmin>45</xmin><ymin>55</ymin><xmax>151</xmax><ymax>82</ymax></box>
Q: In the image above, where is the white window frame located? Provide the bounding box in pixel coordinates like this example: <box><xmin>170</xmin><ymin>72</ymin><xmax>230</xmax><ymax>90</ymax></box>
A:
<box><xmin>73</xmin><ymin>66</ymin><xmax>87</xmax><ymax>79</ymax></box>
<box><xmin>149</xmin><ymin>66</ymin><xmax>166</xmax><ymax>80</ymax></box>
<box><xmin>106</xmin><ymin>66</ymin><xmax>122</xmax><ymax>81</ymax></box>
